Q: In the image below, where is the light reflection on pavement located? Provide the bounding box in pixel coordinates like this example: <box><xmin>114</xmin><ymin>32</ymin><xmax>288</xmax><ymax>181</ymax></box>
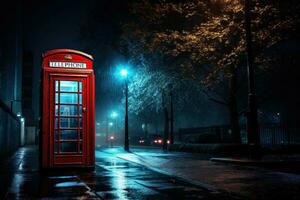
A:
<box><xmin>95</xmin><ymin>148</ymin><xmax>241</xmax><ymax>199</ymax></box>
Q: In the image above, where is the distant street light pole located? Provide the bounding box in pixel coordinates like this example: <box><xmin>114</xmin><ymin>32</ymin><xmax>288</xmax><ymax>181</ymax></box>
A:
<box><xmin>120</xmin><ymin>69</ymin><xmax>129</xmax><ymax>151</ymax></box>
<box><xmin>106</xmin><ymin>116</ymin><xmax>109</xmax><ymax>146</ymax></box>
<box><xmin>162</xmin><ymin>90</ymin><xmax>169</xmax><ymax>151</ymax></box>
<box><xmin>169</xmin><ymin>85</ymin><xmax>174</xmax><ymax>145</ymax></box>
<box><xmin>111</xmin><ymin>111</ymin><xmax>118</xmax><ymax>143</ymax></box>
<box><xmin>244</xmin><ymin>0</ymin><xmax>260</xmax><ymax>145</ymax></box>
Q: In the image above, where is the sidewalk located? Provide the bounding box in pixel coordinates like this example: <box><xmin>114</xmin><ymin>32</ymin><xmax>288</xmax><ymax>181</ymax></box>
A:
<box><xmin>101</xmin><ymin>146</ymin><xmax>300</xmax><ymax>200</ymax></box>
<box><xmin>0</xmin><ymin>146</ymin><xmax>100</xmax><ymax>199</ymax></box>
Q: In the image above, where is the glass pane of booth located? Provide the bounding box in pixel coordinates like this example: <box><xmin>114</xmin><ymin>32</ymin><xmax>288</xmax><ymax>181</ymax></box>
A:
<box><xmin>79</xmin><ymin>118</ymin><xmax>82</xmax><ymax>128</ymax></box>
<box><xmin>60</xmin><ymin>129</ymin><xmax>78</xmax><ymax>140</ymax></box>
<box><xmin>55</xmin><ymin>105</ymin><xmax>59</xmax><ymax>116</ymax></box>
<box><xmin>55</xmin><ymin>130</ymin><xmax>59</xmax><ymax>140</ymax></box>
<box><xmin>60</xmin><ymin>118</ymin><xmax>79</xmax><ymax>128</ymax></box>
<box><xmin>79</xmin><ymin>142</ymin><xmax>82</xmax><ymax>153</ymax></box>
<box><xmin>55</xmin><ymin>81</ymin><xmax>59</xmax><ymax>91</ymax></box>
<box><xmin>79</xmin><ymin>130</ymin><xmax>82</xmax><ymax>139</ymax></box>
<box><xmin>60</xmin><ymin>142</ymin><xmax>77</xmax><ymax>152</ymax></box>
<box><xmin>55</xmin><ymin>118</ymin><xmax>58</xmax><ymax>128</ymax></box>
<box><xmin>60</xmin><ymin>105</ymin><xmax>80</xmax><ymax>116</ymax></box>
<box><xmin>60</xmin><ymin>93</ymin><xmax>78</xmax><ymax>104</ymax></box>
<box><xmin>79</xmin><ymin>94</ymin><xmax>82</xmax><ymax>104</ymax></box>
<box><xmin>60</xmin><ymin>81</ymin><xmax>78</xmax><ymax>92</ymax></box>
<box><xmin>79</xmin><ymin>82</ymin><xmax>82</xmax><ymax>92</ymax></box>
<box><xmin>55</xmin><ymin>93</ymin><xmax>59</xmax><ymax>103</ymax></box>
<box><xmin>55</xmin><ymin>143</ymin><xmax>58</xmax><ymax>153</ymax></box>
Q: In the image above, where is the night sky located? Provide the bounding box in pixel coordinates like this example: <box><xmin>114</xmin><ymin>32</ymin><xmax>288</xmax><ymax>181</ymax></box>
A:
<box><xmin>21</xmin><ymin>0</ymin><xmax>225</xmax><ymax>131</ymax></box>
<box><xmin>20</xmin><ymin>0</ymin><xmax>300</xmax><ymax>137</ymax></box>
<box><xmin>23</xmin><ymin>0</ymin><xmax>130</xmax><ymax>125</ymax></box>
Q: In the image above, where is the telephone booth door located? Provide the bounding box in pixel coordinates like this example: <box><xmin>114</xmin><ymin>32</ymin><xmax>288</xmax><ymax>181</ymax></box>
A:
<box><xmin>41</xmin><ymin>49</ymin><xmax>95</xmax><ymax>169</ymax></box>
<box><xmin>52</xmin><ymin>76</ymin><xmax>87</xmax><ymax>165</ymax></box>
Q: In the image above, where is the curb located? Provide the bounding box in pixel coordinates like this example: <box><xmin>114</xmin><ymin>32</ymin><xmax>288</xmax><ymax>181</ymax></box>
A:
<box><xmin>210</xmin><ymin>157</ymin><xmax>300</xmax><ymax>167</ymax></box>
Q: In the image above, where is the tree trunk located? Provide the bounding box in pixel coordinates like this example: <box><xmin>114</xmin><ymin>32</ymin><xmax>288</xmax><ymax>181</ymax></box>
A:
<box><xmin>163</xmin><ymin>107</ymin><xmax>169</xmax><ymax>150</ymax></box>
<box><xmin>228</xmin><ymin>67</ymin><xmax>241</xmax><ymax>143</ymax></box>
<box><xmin>169</xmin><ymin>90</ymin><xmax>174</xmax><ymax>145</ymax></box>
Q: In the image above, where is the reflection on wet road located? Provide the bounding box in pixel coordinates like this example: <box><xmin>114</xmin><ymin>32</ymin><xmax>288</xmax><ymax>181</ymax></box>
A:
<box><xmin>0</xmin><ymin>146</ymin><xmax>240</xmax><ymax>199</ymax></box>
<box><xmin>94</xmin><ymin>149</ymin><xmax>240</xmax><ymax>200</ymax></box>
<box><xmin>0</xmin><ymin>147</ymin><xmax>99</xmax><ymax>199</ymax></box>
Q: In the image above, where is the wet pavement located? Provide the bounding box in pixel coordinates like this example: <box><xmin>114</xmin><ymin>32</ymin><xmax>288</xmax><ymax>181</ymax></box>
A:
<box><xmin>0</xmin><ymin>146</ymin><xmax>240</xmax><ymax>199</ymax></box>
<box><xmin>115</xmin><ymin>146</ymin><xmax>300</xmax><ymax>200</ymax></box>
<box><xmin>94</xmin><ymin>149</ymin><xmax>239</xmax><ymax>200</ymax></box>
<box><xmin>0</xmin><ymin>146</ymin><xmax>98</xmax><ymax>199</ymax></box>
<box><xmin>2</xmin><ymin>145</ymin><xmax>300</xmax><ymax>199</ymax></box>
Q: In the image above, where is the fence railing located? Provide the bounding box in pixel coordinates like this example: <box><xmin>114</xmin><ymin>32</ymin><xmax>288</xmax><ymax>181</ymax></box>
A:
<box><xmin>178</xmin><ymin>124</ymin><xmax>300</xmax><ymax>145</ymax></box>
<box><xmin>259</xmin><ymin>124</ymin><xmax>300</xmax><ymax>145</ymax></box>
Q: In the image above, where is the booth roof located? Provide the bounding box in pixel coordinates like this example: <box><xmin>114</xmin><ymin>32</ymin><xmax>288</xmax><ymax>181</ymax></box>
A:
<box><xmin>42</xmin><ymin>49</ymin><xmax>94</xmax><ymax>61</ymax></box>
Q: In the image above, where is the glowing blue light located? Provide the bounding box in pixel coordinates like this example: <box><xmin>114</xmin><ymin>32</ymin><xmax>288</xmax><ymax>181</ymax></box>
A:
<box><xmin>120</xmin><ymin>69</ymin><xmax>128</xmax><ymax>77</ymax></box>
<box><xmin>109</xmin><ymin>122</ymin><xmax>114</xmax><ymax>126</ymax></box>
<box><xmin>111</xmin><ymin>111</ymin><xmax>118</xmax><ymax>118</ymax></box>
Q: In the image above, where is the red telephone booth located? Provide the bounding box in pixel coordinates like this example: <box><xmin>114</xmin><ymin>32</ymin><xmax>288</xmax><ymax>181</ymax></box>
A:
<box><xmin>41</xmin><ymin>49</ymin><xmax>95</xmax><ymax>169</ymax></box>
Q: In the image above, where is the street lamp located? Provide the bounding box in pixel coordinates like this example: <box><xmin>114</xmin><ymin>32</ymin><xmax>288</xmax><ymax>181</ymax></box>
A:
<box><xmin>120</xmin><ymin>69</ymin><xmax>128</xmax><ymax>77</ymax></box>
<box><xmin>120</xmin><ymin>68</ymin><xmax>129</xmax><ymax>151</ymax></box>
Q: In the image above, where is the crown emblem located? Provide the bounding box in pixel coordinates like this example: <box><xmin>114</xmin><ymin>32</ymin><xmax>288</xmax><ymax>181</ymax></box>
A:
<box><xmin>64</xmin><ymin>54</ymin><xmax>72</xmax><ymax>60</ymax></box>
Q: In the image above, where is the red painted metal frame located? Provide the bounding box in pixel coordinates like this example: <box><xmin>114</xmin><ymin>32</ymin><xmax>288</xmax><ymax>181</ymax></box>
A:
<box><xmin>41</xmin><ymin>49</ymin><xmax>95</xmax><ymax>169</ymax></box>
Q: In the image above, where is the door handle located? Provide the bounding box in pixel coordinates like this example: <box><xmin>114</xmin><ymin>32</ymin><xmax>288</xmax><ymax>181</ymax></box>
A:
<box><xmin>82</xmin><ymin>107</ymin><xmax>86</xmax><ymax>113</ymax></box>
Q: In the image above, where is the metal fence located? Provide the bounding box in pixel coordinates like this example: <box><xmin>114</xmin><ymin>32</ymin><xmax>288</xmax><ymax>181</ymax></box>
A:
<box><xmin>259</xmin><ymin>124</ymin><xmax>300</xmax><ymax>145</ymax></box>
<box><xmin>178</xmin><ymin>124</ymin><xmax>300</xmax><ymax>145</ymax></box>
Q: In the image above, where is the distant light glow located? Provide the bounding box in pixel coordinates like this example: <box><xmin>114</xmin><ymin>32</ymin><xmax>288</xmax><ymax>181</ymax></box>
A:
<box><xmin>110</xmin><ymin>136</ymin><xmax>115</xmax><ymax>140</ymax></box>
<box><xmin>17</xmin><ymin>113</ymin><xmax>21</xmax><ymax>117</ymax></box>
<box><xmin>20</xmin><ymin>118</ymin><xmax>24</xmax><ymax>122</ymax></box>
<box><xmin>109</xmin><ymin>122</ymin><xmax>114</xmax><ymax>126</ymax></box>
<box><xmin>111</xmin><ymin>111</ymin><xmax>118</xmax><ymax>118</ymax></box>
